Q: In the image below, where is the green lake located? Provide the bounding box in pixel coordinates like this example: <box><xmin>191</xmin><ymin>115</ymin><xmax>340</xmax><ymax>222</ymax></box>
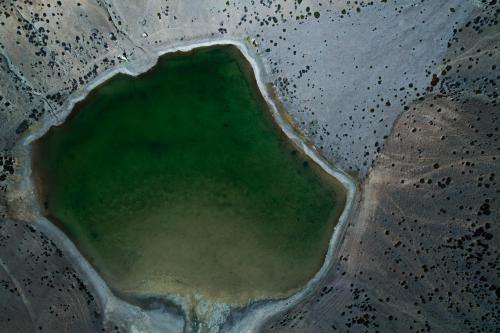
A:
<box><xmin>33</xmin><ymin>46</ymin><xmax>345</xmax><ymax>303</ymax></box>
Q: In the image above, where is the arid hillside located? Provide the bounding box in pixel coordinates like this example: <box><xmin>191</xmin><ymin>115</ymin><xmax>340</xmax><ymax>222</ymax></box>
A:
<box><xmin>0</xmin><ymin>1</ymin><xmax>498</xmax><ymax>332</ymax></box>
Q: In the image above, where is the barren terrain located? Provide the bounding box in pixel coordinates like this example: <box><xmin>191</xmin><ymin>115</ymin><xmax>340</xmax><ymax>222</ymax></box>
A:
<box><xmin>0</xmin><ymin>1</ymin><xmax>498</xmax><ymax>332</ymax></box>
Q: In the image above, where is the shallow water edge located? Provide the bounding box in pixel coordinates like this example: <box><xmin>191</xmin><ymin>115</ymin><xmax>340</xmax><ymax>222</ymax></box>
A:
<box><xmin>19</xmin><ymin>39</ymin><xmax>357</xmax><ymax>333</ymax></box>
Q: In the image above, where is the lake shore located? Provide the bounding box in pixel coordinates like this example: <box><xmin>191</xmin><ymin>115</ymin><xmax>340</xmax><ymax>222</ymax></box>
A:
<box><xmin>22</xmin><ymin>39</ymin><xmax>358</xmax><ymax>333</ymax></box>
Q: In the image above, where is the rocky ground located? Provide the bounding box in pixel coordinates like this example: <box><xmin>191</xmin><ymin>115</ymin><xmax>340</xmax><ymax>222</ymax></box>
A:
<box><xmin>0</xmin><ymin>219</ymin><xmax>104</xmax><ymax>332</ymax></box>
<box><xmin>261</xmin><ymin>95</ymin><xmax>499</xmax><ymax>333</ymax></box>
<box><xmin>0</xmin><ymin>0</ymin><xmax>498</xmax><ymax>332</ymax></box>
<box><xmin>261</xmin><ymin>5</ymin><xmax>500</xmax><ymax>332</ymax></box>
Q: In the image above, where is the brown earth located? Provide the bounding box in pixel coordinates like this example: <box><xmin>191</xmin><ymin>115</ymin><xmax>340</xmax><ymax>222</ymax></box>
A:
<box><xmin>0</xmin><ymin>1</ymin><xmax>498</xmax><ymax>332</ymax></box>
<box><xmin>0</xmin><ymin>219</ymin><xmax>116</xmax><ymax>332</ymax></box>
<box><xmin>261</xmin><ymin>94</ymin><xmax>499</xmax><ymax>333</ymax></box>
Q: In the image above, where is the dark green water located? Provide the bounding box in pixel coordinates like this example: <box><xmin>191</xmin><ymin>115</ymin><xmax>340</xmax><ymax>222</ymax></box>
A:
<box><xmin>34</xmin><ymin>46</ymin><xmax>344</xmax><ymax>302</ymax></box>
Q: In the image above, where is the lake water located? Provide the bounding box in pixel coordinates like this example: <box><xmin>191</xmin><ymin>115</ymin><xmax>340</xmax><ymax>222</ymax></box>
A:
<box><xmin>33</xmin><ymin>46</ymin><xmax>345</xmax><ymax>303</ymax></box>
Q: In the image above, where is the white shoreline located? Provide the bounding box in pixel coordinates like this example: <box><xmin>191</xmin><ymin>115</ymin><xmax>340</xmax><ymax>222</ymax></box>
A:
<box><xmin>22</xmin><ymin>38</ymin><xmax>357</xmax><ymax>333</ymax></box>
